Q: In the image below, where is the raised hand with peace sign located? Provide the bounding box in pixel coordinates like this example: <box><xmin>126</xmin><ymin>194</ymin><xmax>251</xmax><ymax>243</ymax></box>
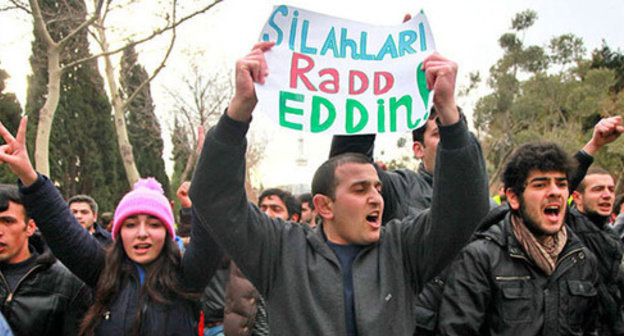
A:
<box><xmin>0</xmin><ymin>117</ymin><xmax>38</xmax><ymax>186</ymax></box>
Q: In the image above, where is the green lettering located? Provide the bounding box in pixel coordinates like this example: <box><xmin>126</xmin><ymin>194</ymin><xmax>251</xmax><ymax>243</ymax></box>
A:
<box><xmin>311</xmin><ymin>96</ymin><xmax>336</xmax><ymax>132</ymax></box>
<box><xmin>345</xmin><ymin>99</ymin><xmax>368</xmax><ymax>133</ymax></box>
<box><xmin>279</xmin><ymin>91</ymin><xmax>304</xmax><ymax>130</ymax></box>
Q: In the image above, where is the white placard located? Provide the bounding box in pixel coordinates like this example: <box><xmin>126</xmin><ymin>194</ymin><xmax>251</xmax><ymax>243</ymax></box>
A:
<box><xmin>255</xmin><ymin>5</ymin><xmax>436</xmax><ymax>135</ymax></box>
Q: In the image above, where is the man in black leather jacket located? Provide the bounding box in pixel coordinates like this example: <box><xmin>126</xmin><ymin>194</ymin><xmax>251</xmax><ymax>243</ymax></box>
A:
<box><xmin>0</xmin><ymin>184</ymin><xmax>91</xmax><ymax>336</ymax></box>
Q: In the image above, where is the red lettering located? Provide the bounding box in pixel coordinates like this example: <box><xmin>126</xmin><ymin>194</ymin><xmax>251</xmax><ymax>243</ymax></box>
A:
<box><xmin>290</xmin><ymin>53</ymin><xmax>317</xmax><ymax>91</ymax></box>
<box><xmin>349</xmin><ymin>70</ymin><xmax>368</xmax><ymax>95</ymax></box>
<box><xmin>374</xmin><ymin>72</ymin><xmax>394</xmax><ymax>95</ymax></box>
<box><xmin>319</xmin><ymin>68</ymin><xmax>339</xmax><ymax>94</ymax></box>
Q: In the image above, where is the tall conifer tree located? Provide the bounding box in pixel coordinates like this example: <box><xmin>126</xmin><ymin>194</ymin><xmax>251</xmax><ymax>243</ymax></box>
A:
<box><xmin>0</xmin><ymin>65</ymin><xmax>23</xmax><ymax>184</ymax></box>
<box><xmin>24</xmin><ymin>0</ymin><xmax>126</xmax><ymax>211</ymax></box>
<box><xmin>120</xmin><ymin>45</ymin><xmax>170</xmax><ymax>195</ymax></box>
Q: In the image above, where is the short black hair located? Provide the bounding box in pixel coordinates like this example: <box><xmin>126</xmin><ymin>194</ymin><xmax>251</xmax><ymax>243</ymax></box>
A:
<box><xmin>411</xmin><ymin>107</ymin><xmax>438</xmax><ymax>143</ymax></box>
<box><xmin>502</xmin><ymin>142</ymin><xmax>576</xmax><ymax>196</ymax></box>
<box><xmin>259</xmin><ymin>188</ymin><xmax>302</xmax><ymax>220</ymax></box>
<box><xmin>576</xmin><ymin>167</ymin><xmax>612</xmax><ymax>193</ymax></box>
<box><xmin>312</xmin><ymin>152</ymin><xmax>372</xmax><ymax>200</ymax></box>
<box><xmin>68</xmin><ymin>194</ymin><xmax>98</xmax><ymax>214</ymax></box>
<box><xmin>298</xmin><ymin>193</ymin><xmax>314</xmax><ymax>211</ymax></box>
<box><xmin>0</xmin><ymin>184</ymin><xmax>29</xmax><ymax>221</ymax></box>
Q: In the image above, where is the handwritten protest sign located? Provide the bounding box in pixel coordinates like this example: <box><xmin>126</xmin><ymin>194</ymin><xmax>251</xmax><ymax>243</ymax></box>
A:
<box><xmin>255</xmin><ymin>5</ymin><xmax>436</xmax><ymax>135</ymax></box>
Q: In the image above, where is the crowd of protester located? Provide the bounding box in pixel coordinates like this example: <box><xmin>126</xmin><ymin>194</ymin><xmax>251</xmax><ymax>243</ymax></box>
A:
<box><xmin>0</xmin><ymin>36</ymin><xmax>624</xmax><ymax>336</ymax></box>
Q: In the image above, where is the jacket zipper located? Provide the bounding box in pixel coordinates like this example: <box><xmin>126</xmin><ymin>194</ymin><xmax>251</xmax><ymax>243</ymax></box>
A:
<box><xmin>3</xmin><ymin>265</ymin><xmax>42</xmax><ymax>304</ymax></box>
<box><xmin>495</xmin><ymin>275</ymin><xmax>531</xmax><ymax>281</ymax></box>
<box><xmin>555</xmin><ymin>247</ymin><xmax>583</xmax><ymax>267</ymax></box>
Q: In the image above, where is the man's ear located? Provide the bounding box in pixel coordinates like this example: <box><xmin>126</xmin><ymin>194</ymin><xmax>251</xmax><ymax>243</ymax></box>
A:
<box><xmin>313</xmin><ymin>194</ymin><xmax>334</xmax><ymax>220</ymax></box>
<box><xmin>506</xmin><ymin>188</ymin><xmax>521</xmax><ymax>211</ymax></box>
<box><xmin>412</xmin><ymin>141</ymin><xmax>425</xmax><ymax>160</ymax></box>
<box><xmin>25</xmin><ymin>219</ymin><xmax>36</xmax><ymax>238</ymax></box>
<box><xmin>289</xmin><ymin>213</ymin><xmax>300</xmax><ymax>223</ymax></box>
<box><xmin>571</xmin><ymin>190</ymin><xmax>583</xmax><ymax>208</ymax></box>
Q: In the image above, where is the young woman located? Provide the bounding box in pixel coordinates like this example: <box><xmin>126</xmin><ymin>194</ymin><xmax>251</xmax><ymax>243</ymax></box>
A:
<box><xmin>0</xmin><ymin>118</ymin><xmax>221</xmax><ymax>335</ymax></box>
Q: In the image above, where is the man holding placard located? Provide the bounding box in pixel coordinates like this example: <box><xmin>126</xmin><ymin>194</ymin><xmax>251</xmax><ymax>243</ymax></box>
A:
<box><xmin>189</xmin><ymin>6</ymin><xmax>489</xmax><ymax>335</ymax></box>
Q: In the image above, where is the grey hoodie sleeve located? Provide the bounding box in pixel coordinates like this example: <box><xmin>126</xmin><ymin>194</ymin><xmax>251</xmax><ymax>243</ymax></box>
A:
<box><xmin>189</xmin><ymin>114</ymin><xmax>286</xmax><ymax>295</ymax></box>
<box><xmin>401</xmin><ymin>117</ymin><xmax>490</xmax><ymax>291</ymax></box>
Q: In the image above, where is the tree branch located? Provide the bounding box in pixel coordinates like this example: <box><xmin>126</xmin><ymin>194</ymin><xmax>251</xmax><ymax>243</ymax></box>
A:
<box><xmin>122</xmin><ymin>0</ymin><xmax>177</xmax><ymax>109</ymax></box>
<box><xmin>61</xmin><ymin>0</ymin><xmax>223</xmax><ymax>70</ymax></box>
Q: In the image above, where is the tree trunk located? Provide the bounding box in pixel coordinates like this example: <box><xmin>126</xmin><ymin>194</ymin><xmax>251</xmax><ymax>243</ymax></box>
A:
<box><xmin>97</xmin><ymin>27</ymin><xmax>141</xmax><ymax>187</ymax></box>
<box><xmin>34</xmin><ymin>45</ymin><xmax>61</xmax><ymax>176</ymax></box>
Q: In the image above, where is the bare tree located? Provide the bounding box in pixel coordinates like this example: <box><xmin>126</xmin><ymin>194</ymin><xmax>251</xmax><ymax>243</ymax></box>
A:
<box><xmin>7</xmin><ymin>0</ymin><xmax>224</xmax><ymax>185</ymax></box>
<box><xmin>166</xmin><ymin>65</ymin><xmax>232</xmax><ymax>183</ymax></box>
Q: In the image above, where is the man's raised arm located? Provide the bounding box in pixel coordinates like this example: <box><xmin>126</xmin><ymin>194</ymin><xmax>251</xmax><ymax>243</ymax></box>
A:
<box><xmin>405</xmin><ymin>53</ymin><xmax>489</xmax><ymax>287</ymax></box>
<box><xmin>189</xmin><ymin>42</ymin><xmax>282</xmax><ymax>294</ymax></box>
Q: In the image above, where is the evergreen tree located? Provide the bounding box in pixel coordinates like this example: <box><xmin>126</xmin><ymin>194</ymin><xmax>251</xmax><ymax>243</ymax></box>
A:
<box><xmin>592</xmin><ymin>43</ymin><xmax>624</xmax><ymax>93</ymax></box>
<box><xmin>474</xmin><ymin>10</ymin><xmax>624</xmax><ymax>190</ymax></box>
<box><xmin>0</xmin><ymin>65</ymin><xmax>23</xmax><ymax>184</ymax></box>
<box><xmin>120</xmin><ymin>45</ymin><xmax>170</xmax><ymax>196</ymax></box>
<box><xmin>169</xmin><ymin>116</ymin><xmax>192</xmax><ymax>195</ymax></box>
<box><xmin>24</xmin><ymin>0</ymin><xmax>127</xmax><ymax>212</ymax></box>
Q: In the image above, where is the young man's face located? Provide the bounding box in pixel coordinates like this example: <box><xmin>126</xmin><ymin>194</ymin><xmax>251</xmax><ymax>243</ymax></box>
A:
<box><xmin>508</xmin><ymin>170</ymin><xmax>569</xmax><ymax>239</ymax></box>
<box><xmin>70</xmin><ymin>201</ymin><xmax>97</xmax><ymax>232</ymax></box>
<box><xmin>0</xmin><ymin>202</ymin><xmax>35</xmax><ymax>264</ymax></box>
<box><xmin>413</xmin><ymin>118</ymin><xmax>440</xmax><ymax>174</ymax></box>
<box><xmin>260</xmin><ymin>195</ymin><xmax>290</xmax><ymax>221</ymax></box>
<box><xmin>300</xmin><ymin>202</ymin><xmax>314</xmax><ymax>224</ymax></box>
<box><xmin>573</xmin><ymin>173</ymin><xmax>615</xmax><ymax>218</ymax></box>
<box><xmin>324</xmin><ymin>162</ymin><xmax>383</xmax><ymax>245</ymax></box>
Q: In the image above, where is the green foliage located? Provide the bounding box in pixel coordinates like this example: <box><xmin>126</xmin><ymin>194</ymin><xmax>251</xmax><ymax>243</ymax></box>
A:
<box><xmin>0</xmin><ymin>65</ymin><xmax>23</xmax><ymax>184</ymax></box>
<box><xmin>591</xmin><ymin>43</ymin><xmax>624</xmax><ymax>93</ymax></box>
<box><xmin>474</xmin><ymin>9</ymin><xmax>624</xmax><ymax>189</ymax></box>
<box><xmin>120</xmin><ymin>44</ymin><xmax>171</xmax><ymax>197</ymax></box>
<box><xmin>511</xmin><ymin>9</ymin><xmax>537</xmax><ymax>31</ymax></box>
<box><xmin>23</xmin><ymin>0</ymin><xmax>127</xmax><ymax>212</ymax></box>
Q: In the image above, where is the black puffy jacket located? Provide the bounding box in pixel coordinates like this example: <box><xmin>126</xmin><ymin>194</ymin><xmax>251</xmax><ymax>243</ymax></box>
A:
<box><xmin>0</xmin><ymin>233</ymin><xmax>91</xmax><ymax>336</ymax></box>
<box><xmin>568</xmin><ymin>208</ymin><xmax>624</xmax><ymax>336</ymax></box>
<box><xmin>439</xmin><ymin>213</ymin><xmax>601</xmax><ymax>336</ymax></box>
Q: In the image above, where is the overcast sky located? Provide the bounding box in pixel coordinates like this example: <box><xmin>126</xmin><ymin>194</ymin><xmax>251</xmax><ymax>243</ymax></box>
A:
<box><xmin>1</xmin><ymin>0</ymin><xmax>622</xmax><ymax>190</ymax></box>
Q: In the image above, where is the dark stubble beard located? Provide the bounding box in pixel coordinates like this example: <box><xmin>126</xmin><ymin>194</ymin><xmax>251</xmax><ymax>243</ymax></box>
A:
<box><xmin>581</xmin><ymin>207</ymin><xmax>609</xmax><ymax>228</ymax></box>
<box><xmin>518</xmin><ymin>196</ymin><xmax>566</xmax><ymax>238</ymax></box>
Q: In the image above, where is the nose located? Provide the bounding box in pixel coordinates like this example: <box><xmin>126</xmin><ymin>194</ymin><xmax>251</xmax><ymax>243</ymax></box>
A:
<box><xmin>546</xmin><ymin>181</ymin><xmax>565</xmax><ymax>197</ymax></box>
<box><xmin>369</xmin><ymin>188</ymin><xmax>383</xmax><ymax>206</ymax></box>
<box><xmin>137</xmin><ymin>222</ymin><xmax>148</xmax><ymax>238</ymax></box>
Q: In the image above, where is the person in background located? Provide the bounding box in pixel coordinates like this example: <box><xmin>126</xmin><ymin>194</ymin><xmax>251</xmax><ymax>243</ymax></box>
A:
<box><xmin>68</xmin><ymin>194</ymin><xmax>112</xmax><ymax>247</ymax></box>
<box><xmin>298</xmin><ymin>193</ymin><xmax>318</xmax><ymax>228</ymax></box>
<box><xmin>0</xmin><ymin>184</ymin><xmax>91</xmax><ymax>335</ymax></box>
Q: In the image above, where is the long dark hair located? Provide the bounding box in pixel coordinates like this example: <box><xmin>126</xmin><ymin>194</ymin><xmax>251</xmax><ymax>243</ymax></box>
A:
<box><xmin>79</xmin><ymin>235</ymin><xmax>198</xmax><ymax>336</ymax></box>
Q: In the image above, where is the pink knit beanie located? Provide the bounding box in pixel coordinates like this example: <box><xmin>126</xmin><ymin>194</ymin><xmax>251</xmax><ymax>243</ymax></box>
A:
<box><xmin>112</xmin><ymin>178</ymin><xmax>175</xmax><ymax>240</ymax></box>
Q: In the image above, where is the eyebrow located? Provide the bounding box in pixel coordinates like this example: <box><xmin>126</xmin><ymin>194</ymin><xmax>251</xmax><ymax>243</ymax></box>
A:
<box><xmin>527</xmin><ymin>176</ymin><xmax>567</xmax><ymax>183</ymax></box>
<box><xmin>350</xmin><ymin>180</ymin><xmax>382</xmax><ymax>188</ymax></box>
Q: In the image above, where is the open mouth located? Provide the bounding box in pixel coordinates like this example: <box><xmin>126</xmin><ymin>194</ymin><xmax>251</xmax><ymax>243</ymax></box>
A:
<box><xmin>544</xmin><ymin>204</ymin><xmax>561</xmax><ymax>222</ymax></box>
<box><xmin>366</xmin><ymin>211</ymin><xmax>380</xmax><ymax>226</ymax></box>
<box><xmin>134</xmin><ymin>243</ymin><xmax>151</xmax><ymax>251</ymax></box>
